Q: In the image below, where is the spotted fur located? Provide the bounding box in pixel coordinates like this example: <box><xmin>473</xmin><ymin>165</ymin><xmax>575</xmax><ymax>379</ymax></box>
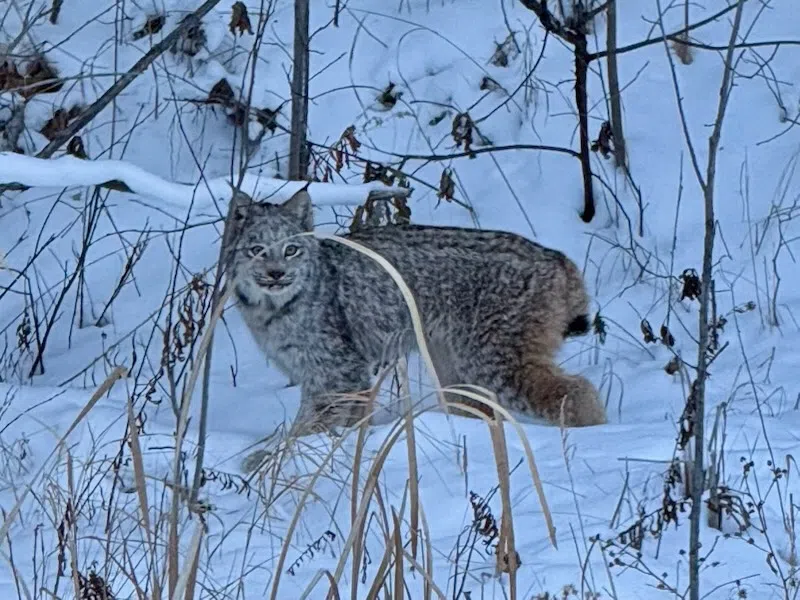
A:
<box><xmin>225</xmin><ymin>189</ymin><xmax>606</xmax><ymax>434</ymax></box>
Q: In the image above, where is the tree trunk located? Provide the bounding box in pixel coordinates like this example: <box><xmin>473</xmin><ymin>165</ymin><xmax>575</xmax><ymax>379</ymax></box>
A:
<box><xmin>606</xmin><ymin>0</ymin><xmax>627</xmax><ymax>169</ymax></box>
<box><xmin>574</xmin><ymin>35</ymin><xmax>595</xmax><ymax>222</ymax></box>
<box><xmin>688</xmin><ymin>2</ymin><xmax>745</xmax><ymax>599</ymax></box>
<box><xmin>289</xmin><ymin>0</ymin><xmax>310</xmax><ymax>180</ymax></box>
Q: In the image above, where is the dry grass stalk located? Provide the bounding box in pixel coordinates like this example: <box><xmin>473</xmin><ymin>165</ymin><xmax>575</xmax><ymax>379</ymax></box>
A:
<box><xmin>171</xmin><ymin>520</ymin><xmax>205</xmax><ymax>599</ymax></box>
<box><xmin>0</xmin><ymin>548</ymin><xmax>29</xmax><ymax>598</ymax></box>
<box><xmin>392</xmin><ymin>509</ymin><xmax>404</xmax><ymax>599</ymax></box>
<box><xmin>397</xmin><ymin>356</ymin><xmax>420</xmax><ymax>563</ymax></box>
<box><xmin>371</xmin><ymin>484</ymin><xmax>395</xmax><ymax>589</ymax></box>
<box><xmin>421</xmin><ymin>503</ymin><xmax>434</xmax><ymax>600</ymax></box>
<box><xmin>365</xmin><ymin>538</ymin><xmax>393</xmax><ymax>599</ymax></box>
<box><xmin>442</xmin><ymin>386</ymin><xmax>557</xmax><ymax>547</ymax></box>
<box><xmin>65</xmin><ymin>452</ymin><xmax>81</xmax><ymax>600</ymax></box>
<box><xmin>350</xmin><ymin>367</ymin><xmax>393</xmax><ymax>600</ymax></box>
<box><xmin>398</xmin><ymin>547</ymin><xmax>447</xmax><ymax>597</ymax></box>
<box><xmin>183</xmin><ymin>547</ymin><xmax>201</xmax><ymax>600</ymax></box>
<box><xmin>0</xmin><ymin>365</ymin><xmax>127</xmax><ymax>542</ymax></box>
<box><xmin>327</xmin><ymin>420</ymin><xmax>410</xmax><ymax>589</ymax></box>
<box><xmin>489</xmin><ymin>408</ymin><xmax>520</xmax><ymax>591</ymax></box>
<box><xmin>168</xmin><ymin>491</ymin><xmax>179</xmax><ymax>594</ymax></box>
<box><xmin>295</xmin><ymin>408</ymin><xmax>449</xmax><ymax>596</ymax></box>
<box><xmin>164</xmin><ymin>282</ymin><xmax>232</xmax><ymax>596</ymax></box>
<box><xmin>323</xmin><ymin>570</ymin><xmax>341</xmax><ymax>599</ymax></box>
<box><xmin>272</xmin><ymin>409</ymin><xmax>383</xmax><ymax>600</ymax></box>
<box><xmin>126</xmin><ymin>394</ymin><xmax>161</xmax><ymax>600</ymax></box>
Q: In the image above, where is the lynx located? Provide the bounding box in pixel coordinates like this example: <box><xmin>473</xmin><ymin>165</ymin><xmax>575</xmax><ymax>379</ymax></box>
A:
<box><xmin>225</xmin><ymin>188</ymin><xmax>606</xmax><ymax>435</ymax></box>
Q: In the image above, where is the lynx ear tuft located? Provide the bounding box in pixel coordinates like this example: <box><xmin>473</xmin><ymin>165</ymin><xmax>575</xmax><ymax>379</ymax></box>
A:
<box><xmin>233</xmin><ymin>204</ymin><xmax>249</xmax><ymax>222</ymax></box>
<box><xmin>282</xmin><ymin>186</ymin><xmax>314</xmax><ymax>231</ymax></box>
<box><xmin>231</xmin><ymin>190</ymin><xmax>254</xmax><ymax>222</ymax></box>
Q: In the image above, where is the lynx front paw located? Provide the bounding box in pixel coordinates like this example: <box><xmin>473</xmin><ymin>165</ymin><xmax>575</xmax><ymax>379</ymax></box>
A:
<box><xmin>240</xmin><ymin>448</ymin><xmax>270</xmax><ymax>473</ymax></box>
<box><xmin>292</xmin><ymin>393</ymin><xmax>370</xmax><ymax>436</ymax></box>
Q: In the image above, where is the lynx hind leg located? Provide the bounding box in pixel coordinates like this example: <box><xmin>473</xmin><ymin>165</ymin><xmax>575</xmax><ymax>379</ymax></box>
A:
<box><xmin>521</xmin><ymin>362</ymin><xmax>606</xmax><ymax>427</ymax></box>
<box><xmin>424</xmin><ymin>339</ymin><xmax>474</xmax><ymax>418</ymax></box>
<box><xmin>421</xmin><ymin>336</ymin><xmax>494</xmax><ymax>420</ymax></box>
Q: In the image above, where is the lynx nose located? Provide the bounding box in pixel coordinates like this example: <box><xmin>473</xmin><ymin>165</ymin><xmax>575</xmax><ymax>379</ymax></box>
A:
<box><xmin>267</xmin><ymin>269</ymin><xmax>285</xmax><ymax>280</ymax></box>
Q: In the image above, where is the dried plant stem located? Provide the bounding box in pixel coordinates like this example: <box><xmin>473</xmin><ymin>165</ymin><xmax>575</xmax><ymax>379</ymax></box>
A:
<box><xmin>126</xmin><ymin>395</ymin><xmax>161</xmax><ymax>600</ymax></box>
<box><xmin>397</xmin><ymin>356</ymin><xmax>420</xmax><ymax>564</ymax></box>
<box><xmin>0</xmin><ymin>366</ymin><xmax>127</xmax><ymax>542</ymax></box>
<box><xmin>167</xmin><ymin>283</ymin><xmax>233</xmax><ymax>596</ymax></box>
<box><xmin>489</xmin><ymin>411</ymin><xmax>519</xmax><ymax>594</ymax></box>
<box><xmin>441</xmin><ymin>385</ymin><xmax>556</xmax><ymax>547</ymax></box>
<box><xmin>683</xmin><ymin>0</ymin><xmax>746</xmax><ymax>598</ymax></box>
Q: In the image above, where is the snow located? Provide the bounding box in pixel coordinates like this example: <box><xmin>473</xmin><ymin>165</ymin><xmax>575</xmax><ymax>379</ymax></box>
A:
<box><xmin>0</xmin><ymin>152</ymin><xmax>410</xmax><ymax>212</ymax></box>
<box><xmin>0</xmin><ymin>0</ymin><xmax>799</xmax><ymax>598</ymax></box>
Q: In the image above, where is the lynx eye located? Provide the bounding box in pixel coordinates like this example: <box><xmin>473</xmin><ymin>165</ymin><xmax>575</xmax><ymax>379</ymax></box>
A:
<box><xmin>247</xmin><ymin>245</ymin><xmax>265</xmax><ymax>257</ymax></box>
<box><xmin>284</xmin><ymin>244</ymin><xmax>301</xmax><ymax>258</ymax></box>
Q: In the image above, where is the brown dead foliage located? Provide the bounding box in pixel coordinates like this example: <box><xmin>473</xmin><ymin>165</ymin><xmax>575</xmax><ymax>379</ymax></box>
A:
<box><xmin>208</xmin><ymin>78</ymin><xmax>235</xmax><ymax>105</ymax></box>
<box><xmin>131</xmin><ymin>14</ymin><xmax>166</xmax><ymax>40</ymax></box>
<box><xmin>451</xmin><ymin>112</ymin><xmax>474</xmax><ymax>154</ymax></box>
<box><xmin>660</xmin><ymin>324</ymin><xmax>675</xmax><ymax>347</ymax></box>
<box><xmin>489</xmin><ymin>32</ymin><xmax>519</xmax><ymax>67</ymax></box>
<box><xmin>437</xmin><ymin>168</ymin><xmax>456</xmax><ymax>202</ymax></box>
<box><xmin>363</xmin><ymin>161</ymin><xmax>394</xmax><ymax>187</ymax></box>
<box><xmin>679</xmin><ymin>268</ymin><xmax>702</xmax><ymax>301</ymax></box>
<box><xmin>640</xmin><ymin>319</ymin><xmax>657</xmax><ymax>344</ymax></box>
<box><xmin>76</xmin><ymin>568</ymin><xmax>117</xmax><ymax>600</ymax></box>
<box><xmin>479</xmin><ymin>75</ymin><xmax>503</xmax><ymax>92</ymax></box>
<box><xmin>377</xmin><ymin>82</ymin><xmax>401</xmax><ymax>110</ymax></box>
<box><xmin>0</xmin><ymin>55</ymin><xmax>63</xmax><ymax>98</ymax></box>
<box><xmin>349</xmin><ymin>192</ymin><xmax>411</xmax><ymax>232</ymax></box>
<box><xmin>591</xmin><ymin>120</ymin><xmax>614</xmax><ymax>159</ymax></box>
<box><xmin>40</xmin><ymin>104</ymin><xmax>83</xmax><ymax>141</ymax></box>
<box><xmin>328</xmin><ymin>125</ymin><xmax>361</xmax><ymax>173</ymax></box>
<box><xmin>170</xmin><ymin>14</ymin><xmax>207</xmax><ymax>58</ymax></box>
<box><xmin>450</xmin><ymin>111</ymin><xmax>492</xmax><ymax>155</ymax></box>
<box><xmin>229</xmin><ymin>2</ymin><xmax>253</xmax><ymax>36</ymax></box>
<box><xmin>324</xmin><ymin>148</ymin><xmax>412</xmax><ymax>232</ymax></box>
<box><xmin>664</xmin><ymin>355</ymin><xmax>681</xmax><ymax>375</ymax></box>
<box><xmin>196</xmin><ymin>78</ymin><xmax>282</xmax><ymax>133</ymax></box>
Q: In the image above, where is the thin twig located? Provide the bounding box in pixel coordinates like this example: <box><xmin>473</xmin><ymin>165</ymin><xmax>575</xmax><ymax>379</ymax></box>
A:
<box><xmin>29</xmin><ymin>0</ymin><xmax>226</xmax><ymax>160</ymax></box>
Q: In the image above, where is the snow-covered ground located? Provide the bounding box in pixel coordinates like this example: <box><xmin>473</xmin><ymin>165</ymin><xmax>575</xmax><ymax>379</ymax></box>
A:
<box><xmin>0</xmin><ymin>0</ymin><xmax>799</xmax><ymax>598</ymax></box>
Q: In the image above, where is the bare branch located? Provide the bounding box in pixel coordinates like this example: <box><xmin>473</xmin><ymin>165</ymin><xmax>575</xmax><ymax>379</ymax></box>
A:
<box><xmin>687</xmin><ymin>1</ymin><xmax>748</xmax><ymax>599</ymax></box>
<box><xmin>588</xmin><ymin>3</ymin><xmax>741</xmax><ymax>61</ymax></box>
<box><xmin>34</xmin><ymin>0</ymin><xmax>228</xmax><ymax>161</ymax></box>
<box><xmin>517</xmin><ymin>0</ymin><xmax>581</xmax><ymax>45</ymax></box>
<box><xmin>368</xmin><ymin>143</ymin><xmax>581</xmax><ymax>161</ymax></box>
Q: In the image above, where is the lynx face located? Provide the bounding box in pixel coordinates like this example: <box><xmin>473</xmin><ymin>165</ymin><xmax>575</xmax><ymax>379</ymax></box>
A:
<box><xmin>227</xmin><ymin>189</ymin><xmax>318</xmax><ymax>308</ymax></box>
